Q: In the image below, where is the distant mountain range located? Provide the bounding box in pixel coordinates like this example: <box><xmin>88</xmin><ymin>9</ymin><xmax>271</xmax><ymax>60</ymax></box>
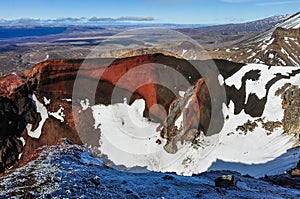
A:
<box><xmin>0</xmin><ymin>12</ymin><xmax>297</xmax><ymax>74</ymax></box>
<box><xmin>177</xmin><ymin>14</ymin><xmax>289</xmax><ymax>47</ymax></box>
<box><xmin>0</xmin><ymin>14</ymin><xmax>289</xmax><ymax>27</ymax></box>
<box><xmin>0</xmin><ymin>17</ymin><xmax>210</xmax><ymax>27</ymax></box>
<box><xmin>0</xmin><ymin>16</ymin><xmax>154</xmax><ymax>26</ymax></box>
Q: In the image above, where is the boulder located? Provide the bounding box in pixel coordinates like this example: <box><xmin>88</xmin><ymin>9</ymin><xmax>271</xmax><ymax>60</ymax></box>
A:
<box><xmin>215</xmin><ymin>175</ymin><xmax>238</xmax><ymax>188</ymax></box>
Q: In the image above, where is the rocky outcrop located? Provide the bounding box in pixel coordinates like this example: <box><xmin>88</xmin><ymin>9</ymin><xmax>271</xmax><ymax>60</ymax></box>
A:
<box><xmin>272</xmin><ymin>27</ymin><xmax>300</xmax><ymax>38</ymax></box>
<box><xmin>161</xmin><ymin>78</ymin><xmax>211</xmax><ymax>153</ymax></box>
<box><xmin>212</xmin><ymin>16</ymin><xmax>300</xmax><ymax>66</ymax></box>
<box><xmin>214</xmin><ymin>175</ymin><xmax>238</xmax><ymax>188</ymax></box>
<box><xmin>263</xmin><ymin>160</ymin><xmax>300</xmax><ymax>190</ymax></box>
<box><xmin>0</xmin><ymin>74</ymin><xmax>40</xmax><ymax>172</ymax></box>
<box><xmin>1</xmin><ymin>140</ymin><xmax>299</xmax><ymax>198</ymax></box>
<box><xmin>276</xmin><ymin>83</ymin><xmax>300</xmax><ymax>141</ymax></box>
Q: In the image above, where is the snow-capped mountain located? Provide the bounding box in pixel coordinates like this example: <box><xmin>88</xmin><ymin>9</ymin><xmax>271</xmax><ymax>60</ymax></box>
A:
<box><xmin>246</xmin><ymin>12</ymin><xmax>300</xmax><ymax>44</ymax></box>
<box><xmin>214</xmin><ymin>12</ymin><xmax>300</xmax><ymax>66</ymax></box>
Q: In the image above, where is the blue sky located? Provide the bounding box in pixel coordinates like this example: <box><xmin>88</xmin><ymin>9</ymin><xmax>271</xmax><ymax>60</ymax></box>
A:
<box><xmin>0</xmin><ymin>0</ymin><xmax>299</xmax><ymax>24</ymax></box>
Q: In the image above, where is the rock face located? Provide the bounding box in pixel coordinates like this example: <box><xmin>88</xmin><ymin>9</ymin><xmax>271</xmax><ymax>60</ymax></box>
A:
<box><xmin>1</xmin><ymin>54</ymin><xmax>230</xmax><ymax>173</ymax></box>
<box><xmin>211</xmin><ymin>12</ymin><xmax>300</xmax><ymax>66</ymax></box>
<box><xmin>161</xmin><ymin>78</ymin><xmax>211</xmax><ymax>153</ymax></box>
<box><xmin>251</xmin><ymin>27</ymin><xmax>300</xmax><ymax>66</ymax></box>
<box><xmin>0</xmin><ymin>74</ymin><xmax>40</xmax><ymax>172</ymax></box>
<box><xmin>276</xmin><ymin>83</ymin><xmax>300</xmax><ymax>140</ymax></box>
<box><xmin>216</xmin><ymin>27</ymin><xmax>300</xmax><ymax>66</ymax></box>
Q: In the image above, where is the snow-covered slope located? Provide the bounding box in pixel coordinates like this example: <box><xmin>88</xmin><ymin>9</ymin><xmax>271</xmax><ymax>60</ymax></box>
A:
<box><xmin>75</xmin><ymin>63</ymin><xmax>300</xmax><ymax>178</ymax></box>
<box><xmin>280</xmin><ymin>12</ymin><xmax>300</xmax><ymax>29</ymax></box>
<box><xmin>218</xmin><ymin>13</ymin><xmax>300</xmax><ymax>66</ymax></box>
<box><xmin>247</xmin><ymin>12</ymin><xmax>300</xmax><ymax>44</ymax></box>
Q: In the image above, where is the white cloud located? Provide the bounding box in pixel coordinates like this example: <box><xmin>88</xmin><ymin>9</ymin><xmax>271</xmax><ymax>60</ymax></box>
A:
<box><xmin>89</xmin><ymin>16</ymin><xmax>155</xmax><ymax>22</ymax></box>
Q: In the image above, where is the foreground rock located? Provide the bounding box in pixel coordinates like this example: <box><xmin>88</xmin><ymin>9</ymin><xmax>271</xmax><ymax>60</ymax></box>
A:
<box><xmin>215</xmin><ymin>175</ymin><xmax>238</xmax><ymax>188</ymax></box>
<box><xmin>0</xmin><ymin>140</ymin><xmax>299</xmax><ymax>198</ymax></box>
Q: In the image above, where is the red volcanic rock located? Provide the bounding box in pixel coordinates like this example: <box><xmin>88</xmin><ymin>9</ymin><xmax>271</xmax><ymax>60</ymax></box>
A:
<box><xmin>20</xmin><ymin>54</ymin><xmax>198</xmax><ymax>122</ymax></box>
<box><xmin>0</xmin><ymin>54</ymin><xmax>208</xmax><ymax>173</ymax></box>
<box><xmin>0</xmin><ymin>74</ymin><xmax>25</xmax><ymax>96</ymax></box>
<box><xmin>184</xmin><ymin>78</ymin><xmax>211</xmax><ymax>133</ymax></box>
<box><xmin>0</xmin><ymin>53</ymin><xmax>235</xmax><ymax>173</ymax></box>
<box><xmin>161</xmin><ymin>78</ymin><xmax>211</xmax><ymax>154</ymax></box>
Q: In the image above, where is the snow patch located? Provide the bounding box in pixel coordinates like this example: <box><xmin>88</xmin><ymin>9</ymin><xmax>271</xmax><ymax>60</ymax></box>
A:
<box><xmin>247</xmin><ymin>52</ymin><xmax>256</xmax><ymax>59</ymax></box>
<box><xmin>262</xmin><ymin>70</ymin><xmax>300</xmax><ymax>121</ymax></box>
<box><xmin>91</xmin><ymin>99</ymin><xmax>163</xmax><ymax>159</ymax></box>
<box><xmin>280</xmin><ymin>13</ymin><xmax>300</xmax><ymax>29</ymax></box>
<box><xmin>278</xmin><ymin>57</ymin><xmax>286</xmax><ymax>65</ymax></box>
<box><xmin>49</xmin><ymin>106</ymin><xmax>65</xmax><ymax>123</ymax></box>
<box><xmin>63</xmin><ymin>98</ymin><xmax>72</xmax><ymax>102</ymax></box>
<box><xmin>80</xmin><ymin>99</ymin><xmax>90</xmax><ymax>111</ymax></box>
<box><xmin>18</xmin><ymin>153</ymin><xmax>23</xmax><ymax>160</ymax></box>
<box><xmin>179</xmin><ymin>91</ymin><xmax>185</xmax><ymax>97</ymax></box>
<box><xmin>43</xmin><ymin>97</ymin><xmax>51</xmax><ymax>105</ymax></box>
<box><xmin>217</xmin><ymin>74</ymin><xmax>224</xmax><ymax>86</ymax></box>
<box><xmin>26</xmin><ymin>94</ymin><xmax>49</xmax><ymax>139</ymax></box>
<box><xmin>19</xmin><ymin>137</ymin><xmax>26</xmax><ymax>147</ymax></box>
<box><xmin>174</xmin><ymin>113</ymin><xmax>183</xmax><ymax>129</ymax></box>
<box><xmin>281</xmin><ymin>47</ymin><xmax>298</xmax><ymax>65</ymax></box>
<box><xmin>261</xmin><ymin>38</ymin><xmax>274</xmax><ymax>51</ymax></box>
<box><xmin>205</xmin><ymin>101</ymin><xmax>298</xmax><ymax>177</ymax></box>
<box><xmin>225</xmin><ymin>64</ymin><xmax>296</xmax><ymax>92</ymax></box>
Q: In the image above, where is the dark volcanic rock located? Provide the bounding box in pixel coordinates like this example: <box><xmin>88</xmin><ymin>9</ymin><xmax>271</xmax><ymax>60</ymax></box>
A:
<box><xmin>262</xmin><ymin>173</ymin><xmax>300</xmax><ymax>190</ymax></box>
<box><xmin>0</xmin><ymin>140</ymin><xmax>299</xmax><ymax>198</ymax></box>
<box><xmin>278</xmin><ymin>84</ymin><xmax>300</xmax><ymax>138</ymax></box>
<box><xmin>215</xmin><ymin>175</ymin><xmax>238</xmax><ymax>188</ymax></box>
<box><xmin>274</xmin><ymin>83</ymin><xmax>300</xmax><ymax>141</ymax></box>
